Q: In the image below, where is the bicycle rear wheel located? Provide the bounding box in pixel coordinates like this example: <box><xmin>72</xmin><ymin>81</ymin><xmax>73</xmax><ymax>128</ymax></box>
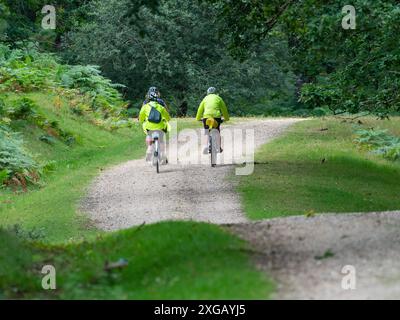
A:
<box><xmin>152</xmin><ymin>139</ymin><xmax>160</xmax><ymax>173</ymax></box>
<box><xmin>210</xmin><ymin>130</ymin><xmax>218</xmax><ymax>167</ymax></box>
<box><xmin>154</xmin><ymin>139</ymin><xmax>160</xmax><ymax>174</ymax></box>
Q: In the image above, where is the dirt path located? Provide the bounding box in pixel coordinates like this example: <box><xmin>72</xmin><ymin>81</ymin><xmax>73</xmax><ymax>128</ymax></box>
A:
<box><xmin>81</xmin><ymin>119</ymin><xmax>301</xmax><ymax>230</ymax></box>
<box><xmin>81</xmin><ymin>118</ymin><xmax>400</xmax><ymax>300</ymax></box>
<box><xmin>228</xmin><ymin>211</ymin><xmax>400</xmax><ymax>300</ymax></box>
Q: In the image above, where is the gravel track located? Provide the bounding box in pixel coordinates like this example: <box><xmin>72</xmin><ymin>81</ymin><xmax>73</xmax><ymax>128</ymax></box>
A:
<box><xmin>228</xmin><ymin>211</ymin><xmax>400</xmax><ymax>300</ymax></box>
<box><xmin>81</xmin><ymin>119</ymin><xmax>300</xmax><ymax>230</ymax></box>
<box><xmin>81</xmin><ymin>118</ymin><xmax>400</xmax><ymax>300</ymax></box>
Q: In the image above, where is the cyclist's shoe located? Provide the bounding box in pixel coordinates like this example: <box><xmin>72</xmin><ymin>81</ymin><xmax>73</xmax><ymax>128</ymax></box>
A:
<box><xmin>219</xmin><ymin>148</ymin><xmax>223</xmax><ymax>153</ymax></box>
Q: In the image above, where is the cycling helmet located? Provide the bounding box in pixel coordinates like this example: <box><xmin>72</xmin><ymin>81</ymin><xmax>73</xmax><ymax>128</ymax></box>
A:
<box><xmin>148</xmin><ymin>91</ymin><xmax>158</xmax><ymax>101</ymax></box>
<box><xmin>148</xmin><ymin>86</ymin><xmax>160</xmax><ymax>101</ymax></box>
<box><xmin>207</xmin><ymin>87</ymin><xmax>216</xmax><ymax>95</ymax></box>
<box><xmin>148</xmin><ymin>86</ymin><xmax>158</xmax><ymax>94</ymax></box>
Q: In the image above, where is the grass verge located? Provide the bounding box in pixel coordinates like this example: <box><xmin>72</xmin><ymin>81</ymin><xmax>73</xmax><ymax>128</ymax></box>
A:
<box><xmin>0</xmin><ymin>94</ymin><xmax>273</xmax><ymax>299</ymax></box>
<box><xmin>0</xmin><ymin>92</ymin><xmax>144</xmax><ymax>242</ymax></box>
<box><xmin>0</xmin><ymin>222</ymin><xmax>273</xmax><ymax>299</ymax></box>
<box><xmin>0</xmin><ymin>92</ymin><xmax>199</xmax><ymax>243</ymax></box>
<box><xmin>238</xmin><ymin>117</ymin><xmax>400</xmax><ymax>219</ymax></box>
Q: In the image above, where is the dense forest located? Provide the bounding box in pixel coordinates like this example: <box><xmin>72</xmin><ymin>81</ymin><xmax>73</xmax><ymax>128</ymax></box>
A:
<box><xmin>2</xmin><ymin>0</ymin><xmax>399</xmax><ymax>117</ymax></box>
<box><xmin>1</xmin><ymin>0</ymin><xmax>400</xmax><ymax>187</ymax></box>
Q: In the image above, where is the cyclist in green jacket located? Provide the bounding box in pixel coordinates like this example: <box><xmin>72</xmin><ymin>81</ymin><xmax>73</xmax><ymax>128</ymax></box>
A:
<box><xmin>139</xmin><ymin>87</ymin><xmax>171</xmax><ymax>162</ymax></box>
<box><xmin>196</xmin><ymin>87</ymin><xmax>230</xmax><ymax>154</ymax></box>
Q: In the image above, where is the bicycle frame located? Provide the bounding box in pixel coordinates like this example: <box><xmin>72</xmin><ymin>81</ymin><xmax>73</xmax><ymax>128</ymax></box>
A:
<box><xmin>149</xmin><ymin>130</ymin><xmax>165</xmax><ymax>173</ymax></box>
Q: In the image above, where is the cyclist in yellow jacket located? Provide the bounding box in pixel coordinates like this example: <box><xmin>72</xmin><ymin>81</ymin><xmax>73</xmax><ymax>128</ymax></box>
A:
<box><xmin>196</xmin><ymin>87</ymin><xmax>230</xmax><ymax>154</ymax></box>
<box><xmin>139</xmin><ymin>87</ymin><xmax>171</xmax><ymax>162</ymax></box>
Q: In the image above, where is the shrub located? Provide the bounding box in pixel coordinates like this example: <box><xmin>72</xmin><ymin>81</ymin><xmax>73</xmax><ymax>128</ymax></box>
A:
<box><xmin>60</xmin><ymin>65</ymin><xmax>126</xmax><ymax>112</ymax></box>
<box><xmin>354</xmin><ymin>128</ymin><xmax>400</xmax><ymax>161</ymax></box>
<box><xmin>5</xmin><ymin>97</ymin><xmax>36</xmax><ymax>119</ymax></box>
<box><xmin>1</xmin><ymin>44</ymin><xmax>130</xmax><ymax>130</ymax></box>
<box><xmin>0</xmin><ymin>125</ymin><xmax>40</xmax><ymax>189</ymax></box>
<box><xmin>312</xmin><ymin>107</ymin><xmax>330</xmax><ymax>117</ymax></box>
<box><xmin>3</xmin><ymin>97</ymin><xmax>77</xmax><ymax>146</ymax></box>
<box><xmin>374</xmin><ymin>143</ymin><xmax>400</xmax><ymax>161</ymax></box>
<box><xmin>300</xmin><ymin>83</ymin><xmax>342</xmax><ymax>113</ymax></box>
<box><xmin>127</xmin><ymin>107</ymin><xmax>140</xmax><ymax>118</ymax></box>
<box><xmin>0</xmin><ymin>44</ymin><xmax>59</xmax><ymax>92</ymax></box>
<box><xmin>354</xmin><ymin>129</ymin><xmax>393</xmax><ymax>149</ymax></box>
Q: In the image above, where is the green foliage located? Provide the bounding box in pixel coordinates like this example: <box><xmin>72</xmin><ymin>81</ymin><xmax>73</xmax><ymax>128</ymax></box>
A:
<box><xmin>39</xmin><ymin>134</ymin><xmax>58</xmax><ymax>145</ymax></box>
<box><xmin>293</xmin><ymin>1</ymin><xmax>400</xmax><ymax>115</ymax></box>
<box><xmin>311</xmin><ymin>107</ymin><xmax>330</xmax><ymax>117</ymax></box>
<box><xmin>0</xmin><ymin>169</ymin><xmax>9</xmax><ymax>185</ymax></box>
<box><xmin>207</xmin><ymin>0</ymin><xmax>400</xmax><ymax>116</ymax></box>
<box><xmin>0</xmin><ymin>125</ymin><xmax>39</xmax><ymax>188</ymax></box>
<box><xmin>0</xmin><ymin>93</ymin><xmax>82</xmax><ymax>189</ymax></box>
<box><xmin>0</xmin><ymin>223</ymin><xmax>273</xmax><ymax>299</ymax></box>
<box><xmin>0</xmin><ymin>43</ymin><xmax>59</xmax><ymax>91</ymax></box>
<box><xmin>354</xmin><ymin>128</ymin><xmax>400</xmax><ymax>161</ymax></box>
<box><xmin>63</xmin><ymin>0</ymin><xmax>295</xmax><ymax>116</ymax></box>
<box><xmin>238</xmin><ymin>118</ymin><xmax>400</xmax><ymax>220</ymax></box>
<box><xmin>300</xmin><ymin>83</ymin><xmax>342</xmax><ymax>113</ymax></box>
<box><xmin>203</xmin><ymin>0</ymin><xmax>291</xmax><ymax>57</ymax></box>
<box><xmin>1</xmin><ymin>96</ymin><xmax>77</xmax><ymax>146</ymax></box>
<box><xmin>60</xmin><ymin>65</ymin><xmax>129</xmax><ymax>125</ymax></box>
<box><xmin>0</xmin><ymin>0</ymin><xmax>91</xmax><ymax>49</ymax></box>
<box><xmin>4</xmin><ymin>0</ymin><xmax>400</xmax><ymax>116</ymax></box>
<box><xmin>60</xmin><ymin>65</ymin><xmax>126</xmax><ymax>106</ymax></box>
<box><xmin>0</xmin><ymin>43</ymin><xmax>132</xmax><ymax>130</ymax></box>
<box><xmin>0</xmin><ymin>104</ymin><xmax>197</xmax><ymax>243</ymax></box>
<box><xmin>354</xmin><ymin>129</ymin><xmax>392</xmax><ymax>148</ymax></box>
<box><xmin>0</xmin><ymin>41</ymin><xmax>137</xmax><ymax>189</ymax></box>
<box><xmin>5</xmin><ymin>97</ymin><xmax>36</xmax><ymax>119</ymax></box>
<box><xmin>0</xmin><ymin>228</ymin><xmax>42</xmax><ymax>296</ymax></box>
<box><xmin>315</xmin><ymin>250</ymin><xmax>335</xmax><ymax>261</ymax></box>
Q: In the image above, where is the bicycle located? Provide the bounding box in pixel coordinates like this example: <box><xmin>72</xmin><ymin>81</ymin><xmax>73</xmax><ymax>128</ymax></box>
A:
<box><xmin>149</xmin><ymin>130</ymin><xmax>166</xmax><ymax>174</ymax></box>
<box><xmin>206</xmin><ymin>119</ymin><xmax>223</xmax><ymax>168</ymax></box>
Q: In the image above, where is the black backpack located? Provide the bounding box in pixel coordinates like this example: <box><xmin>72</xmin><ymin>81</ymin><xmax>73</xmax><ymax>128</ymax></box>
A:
<box><xmin>148</xmin><ymin>102</ymin><xmax>162</xmax><ymax>124</ymax></box>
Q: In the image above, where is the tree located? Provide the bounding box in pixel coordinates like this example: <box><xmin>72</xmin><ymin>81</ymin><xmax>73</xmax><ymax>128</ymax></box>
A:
<box><xmin>204</xmin><ymin>0</ymin><xmax>400</xmax><ymax>115</ymax></box>
<box><xmin>0</xmin><ymin>0</ymin><xmax>90</xmax><ymax>50</ymax></box>
<box><xmin>63</xmin><ymin>0</ymin><xmax>295</xmax><ymax>115</ymax></box>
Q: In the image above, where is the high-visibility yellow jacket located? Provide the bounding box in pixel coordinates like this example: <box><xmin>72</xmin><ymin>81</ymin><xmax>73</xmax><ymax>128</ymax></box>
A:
<box><xmin>196</xmin><ymin>94</ymin><xmax>230</xmax><ymax>121</ymax></box>
<box><xmin>139</xmin><ymin>101</ymin><xmax>171</xmax><ymax>133</ymax></box>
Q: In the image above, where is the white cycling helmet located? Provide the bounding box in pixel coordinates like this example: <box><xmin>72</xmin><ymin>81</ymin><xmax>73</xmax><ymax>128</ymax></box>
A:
<box><xmin>207</xmin><ymin>87</ymin><xmax>216</xmax><ymax>95</ymax></box>
<box><xmin>148</xmin><ymin>86</ymin><xmax>160</xmax><ymax>101</ymax></box>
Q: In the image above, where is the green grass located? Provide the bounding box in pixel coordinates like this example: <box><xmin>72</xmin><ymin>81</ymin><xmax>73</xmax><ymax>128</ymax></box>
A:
<box><xmin>0</xmin><ymin>92</ymin><xmax>200</xmax><ymax>243</ymax></box>
<box><xmin>0</xmin><ymin>223</ymin><xmax>273</xmax><ymax>299</ymax></box>
<box><xmin>0</xmin><ymin>92</ymin><xmax>273</xmax><ymax>299</ymax></box>
<box><xmin>0</xmin><ymin>92</ymin><xmax>145</xmax><ymax>243</ymax></box>
<box><xmin>238</xmin><ymin>117</ymin><xmax>400</xmax><ymax>219</ymax></box>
